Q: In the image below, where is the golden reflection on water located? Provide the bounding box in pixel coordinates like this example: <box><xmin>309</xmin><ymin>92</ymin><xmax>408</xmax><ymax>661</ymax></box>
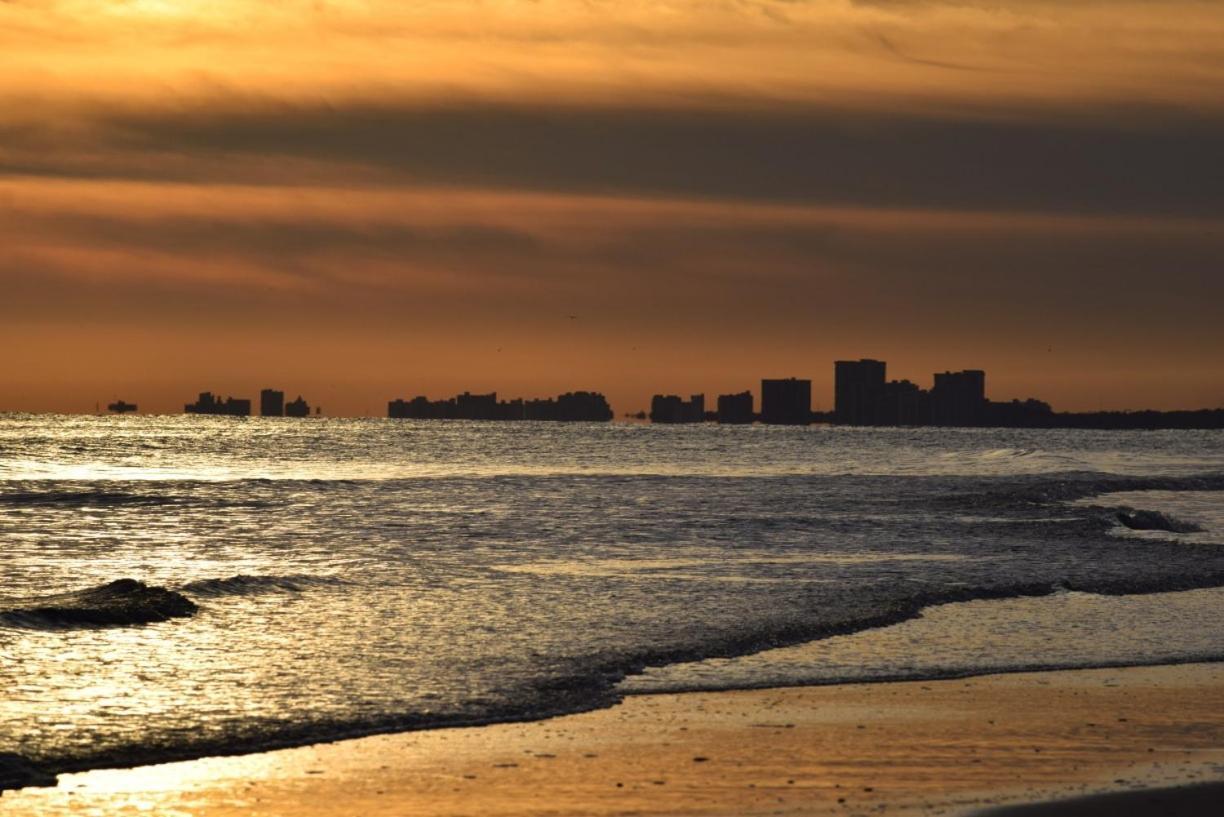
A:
<box><xmin>3</xmin><ymin>415</ymin><xmax>1224</xmax><ymax>817</ymax></box>
<box><xmin>6</xmin><ymin>664</ymin><xmax>1224</xmax><ymax>817</ymax></box>
<box><xmin>498</xmin><ymin>552</ymin><xmax>966</xmax><ymax>580</ymax></box>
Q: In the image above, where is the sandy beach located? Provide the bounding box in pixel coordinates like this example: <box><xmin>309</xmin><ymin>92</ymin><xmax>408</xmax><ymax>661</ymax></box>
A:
<box><xmin>4</xmin><ymin>662</ymin><xmax>1222</xmax><ymax>817</ymax></box>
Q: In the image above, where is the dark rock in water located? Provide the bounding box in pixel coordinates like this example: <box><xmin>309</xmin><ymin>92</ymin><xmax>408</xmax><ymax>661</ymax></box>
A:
<box><xmin>0</xmin><ymin>753</ymin><xmax>56</xmax><ymax>793</ymax></box>
<box><xmin>0</xmin><ymin>579</ymin><xmax>198</xmax><ymax>627</ymax></box>
<box><xmin>1116</xmin><ymin>510</ymin><xmax>1204</xmax><ymax>534</ymax></box>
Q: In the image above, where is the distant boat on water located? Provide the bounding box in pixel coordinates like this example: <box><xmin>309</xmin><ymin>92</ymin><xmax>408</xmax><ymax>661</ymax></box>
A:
<box><xmin>106</xmin><ymin>400</ymin><xmax>138</xmax><ymax>414</ymax></box>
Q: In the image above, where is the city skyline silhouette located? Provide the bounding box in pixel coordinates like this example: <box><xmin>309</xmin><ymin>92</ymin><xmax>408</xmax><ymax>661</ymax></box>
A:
<box><xmin>3</xmin><ymin>5</ymin><xmax>1223</xmax><ymax>417</ymax></box>
<box><xmin>3</xmin><ymin>4</ymin><xmax>1224</xmax><ymax>815</ymax></box>
<box><xmin>69</xmin><ymin>357</ymin><xmax>1224</xmax><ymax>429</ymax></box>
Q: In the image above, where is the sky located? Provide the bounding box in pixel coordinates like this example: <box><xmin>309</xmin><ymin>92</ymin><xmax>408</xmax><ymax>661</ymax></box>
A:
<box><xmin>1</xmin><ymin>0</ymin><xmax>1222</xmax><ymax>415</ymax></box>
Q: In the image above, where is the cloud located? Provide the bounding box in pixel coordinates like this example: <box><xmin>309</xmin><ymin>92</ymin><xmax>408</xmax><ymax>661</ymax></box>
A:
<box><xmin>2</xmin><ymin>2</ymin><xmax>1223</xmax><ymax>412</ymax></box>
<box><xmin>4</xmin><ymin>1</ymin><xmax>1224</xmax><ymax>107</ymax></box>
<box><xmin>4</xmin><ymin>95</ymin><xmax>1224</xmax><ymax>219</ymax></box>
<box><xmin>3</xmin><ymin>178</ymin><xmax>1220</xmax><ymax>328</ymax></box>
<box><xmin>4</xmin><ymin>175</ymin><xmax>1221</xmax><ymax>412</ymax></box>
<box><xmin>5</xmin><ymin>1</ymin><xmax>1224</xmax><ymax>221</ymax></box>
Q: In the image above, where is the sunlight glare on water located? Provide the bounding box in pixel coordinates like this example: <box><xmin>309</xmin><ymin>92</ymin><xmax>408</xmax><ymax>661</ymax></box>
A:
<box><xmin>1</xmin><ymin>414</ymin><xmax>1222</xmax><ymax>783</ymax></box>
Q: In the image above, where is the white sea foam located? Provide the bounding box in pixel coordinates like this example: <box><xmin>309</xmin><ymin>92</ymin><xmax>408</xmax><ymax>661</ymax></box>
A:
<box><xmin>619</xmin><ymin>588</ymin><xmax>1224</xmax><ymax>694</ymax></box>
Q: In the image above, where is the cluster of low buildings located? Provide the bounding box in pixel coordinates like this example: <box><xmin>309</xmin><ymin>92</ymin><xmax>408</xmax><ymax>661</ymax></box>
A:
<box><xmin>145</xmin><ymin>361</ymin><xmax>1219</xmax><ymax>429</ymax></box>
<box><xmin>649</xmin><ymin>379</ymin><xmax>812</xmax><ymax>425</ymax></box>
<box><xmin>388</xmin><ymin>391</ymin><xmax>613</xmax><ymax>422</ymax></box>
<box><xmin>649</xmin><ymin>363</ymin><xmax>1054</xmax><ymax>427</ymax></box>
<box><xmin>259</xmin><ymin>389</ymin><xmax>312</xmax><ymax>418</ymax></box>
<box><xmin>184</xmin><ymin>389</ymin><xmax>314</xmax><ymax>417</ymax></box>
<box><xmin>832</xmin><ymin>359</ymin><xmax>1054</xmax><ymax>427</ymax></box>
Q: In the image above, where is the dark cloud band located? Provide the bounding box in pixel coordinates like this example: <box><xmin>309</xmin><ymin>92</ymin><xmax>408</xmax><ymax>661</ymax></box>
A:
<box><xmin>6</xmin><ymin>96</ymin><xmax>1224</xmax><ymax>218</ymax></box>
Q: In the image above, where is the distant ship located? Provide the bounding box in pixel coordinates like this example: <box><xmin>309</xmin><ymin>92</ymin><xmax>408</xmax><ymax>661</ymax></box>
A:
<box><xmin>106</xmin><ymin>400</ymin><xmax>138</xmax><ymax>414</ymax></box>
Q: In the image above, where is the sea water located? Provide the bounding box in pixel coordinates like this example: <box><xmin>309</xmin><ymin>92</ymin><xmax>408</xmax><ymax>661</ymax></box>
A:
<box><xmin>1</xmin><ymin>416</ymin><xmax>1222</xmax><ymax>785</ymax></box>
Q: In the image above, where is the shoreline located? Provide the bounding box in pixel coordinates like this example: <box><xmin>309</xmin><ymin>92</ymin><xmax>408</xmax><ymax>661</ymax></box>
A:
<box><xmin>6</xmin><ymin>582</ymin><xmax>1224</xmax><ymax>796</ymax></box>
<box><xmin>4</xmin><ymin>661</ymin><xmax>1223</xmax><ymax>816</ymax></box>
<box><xmin>5</xmin><ymin>653</ymin><xmax>1223</xmax><ymax>793</ymax></box>
<box><xmin>979</xmin><ymin>781</ymin><xmax>1224</xmax><ymax>816</ymax></box>
<box><xmin>621</xmin><ymin>651</ymin><xmax>1224</xmax><ymax>698</ymax></box>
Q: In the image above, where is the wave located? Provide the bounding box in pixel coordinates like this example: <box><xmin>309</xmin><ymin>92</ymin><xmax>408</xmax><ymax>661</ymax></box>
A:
<box><xmin>180</xmin><ymin>574</ymin><xmax>348</xmax><ymax>597</ymax></box>
<box><xmin>5</xmin><ymin>472</ymin><xmax>1224</xmax><ymax>503</ymax></box>
<box><xmin>0</xmin><ymin>489</ymin><xmax>180</xmax><ymax>508</ymax></box>
<box><xmin>5</xmin><ymin>469</ymin><xmax>1223</xmax><ymax>793</ymax></box>
<box><xmin>912</xmin><ymin>471</ymin><xmax>1224</xmax><ymax>517</ymax></box>
<box><xmin>0</xmin><ymin>579</ymin><xmax>198</xmax><ymax>629</ymax></box>
<box><xmin>0</xmin><ymin>485</ymin><xmax>281</xmax><ymax>510</ymax></box>
<box><xmin>979</xmin><ymin>448</ymin><xmax>1039</xmax><ymax>458</ymax></box>
<box><xmin>9</xmin><ymin>570</ymin><xmax>1224</xmax><ymax>794</ymax></box>
<box><xmin>618</xmin><ymin>652</ymin><xmax>1224</xmax><ymax>697</ymax></box>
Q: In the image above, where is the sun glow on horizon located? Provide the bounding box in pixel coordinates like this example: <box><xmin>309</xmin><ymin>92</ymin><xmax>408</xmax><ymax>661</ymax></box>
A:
<box><xmin>1</xmin><ymin>1</ymin><xmax>1222</xmax><ymax>413</ymax></box>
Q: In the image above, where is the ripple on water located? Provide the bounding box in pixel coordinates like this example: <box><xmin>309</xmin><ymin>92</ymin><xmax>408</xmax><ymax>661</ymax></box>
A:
<box><xmin>0</xmin><ymin>416</ymin><xmax>1222</xmax><ymax>789</ymax></box>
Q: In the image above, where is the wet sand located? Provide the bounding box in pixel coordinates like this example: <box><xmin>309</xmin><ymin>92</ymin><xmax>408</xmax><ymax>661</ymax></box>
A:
<box><xmin>979</xmin><ymin>780</ymin><xmax>1224</xmax><ymax>816</ymax></box>
<box><xmin>4</xmin><ymin>663</ymin><xmax>1223</xmax><ymax>817</ymax></box>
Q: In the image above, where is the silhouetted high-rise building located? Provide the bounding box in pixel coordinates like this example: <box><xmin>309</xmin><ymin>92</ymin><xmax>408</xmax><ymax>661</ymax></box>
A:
<box><xmin>717</xmin><ymin>391</ymin><xmax>754</xmax><ymax>424</ymax></box>
<box><xmin>931</xmin><ymin>370</ymin><xmax>986</xmax><ymax>426</ymax></box>
<box><xmin>389</xmin><ymin>397</ymin><xmax>424</xmax><ymax>419</ymax></box>
<box><xmin>760</xmin><ymin>378</ymin><xmax>811</xmax><ymax>425</ymax></box>
<box><xmin>260</xmin><ymin>389</ymin><xmax>284</xmax><ymax>417</ymax></box>
<box><xmin>456</xmin><ymin>392</ymin><xmax>498</xmax><ymax>421</ymax></box>
<box><xmin>551</xmin><ymin>391</ymin><xmax>614</xmax><ymax>422</ymax></box>
<box><xmin>682</xmin><ymin>394</ymin><xmax>705</xmax><ymax>423</ymax></box>
<box><xmin>650</xmin><ymin>394</ymin><xmax>703</xmax><ymax>424</ymax></box>
<box><xmin>185</xmin><ymin>392</ymin><xmax>217</xmax><ymax>414</ymax></box>
<box><xmin>834</xmin><ymin>359</ymin><xmax>887</xmax><ymax>425</ymax></box>
<box><xmin>881</xmin><ymin>379</ymin><xmax>928</xmax><ymax>426</ymax></box>
<box><xmin>650</xmin><ymin>395</ymin><xmax>685</xmax><ymax>424</ymax></box>
<box><xmin>285</xmin><ymin>396</ymin><xmax>310</xmax><ymax>417</ymax></box>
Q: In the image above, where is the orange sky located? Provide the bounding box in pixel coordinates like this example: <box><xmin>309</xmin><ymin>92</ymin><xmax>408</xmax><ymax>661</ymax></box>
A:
<box><xmin>2</xmin><ymin>1</ymin><xmax>1223</xmax><ymax>415</ymax></box>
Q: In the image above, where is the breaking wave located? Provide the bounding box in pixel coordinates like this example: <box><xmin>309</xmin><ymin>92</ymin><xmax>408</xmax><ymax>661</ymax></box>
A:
<box><xmin>3</xmin><ymin>416</ymin><xmax>1224</xmax><ymax>796</ymax></box>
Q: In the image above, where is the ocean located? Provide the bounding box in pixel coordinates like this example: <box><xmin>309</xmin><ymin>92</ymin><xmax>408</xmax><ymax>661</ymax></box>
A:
<box><xmin>1</xmin><ymin>415</ymin><xmax>1222</xmax><ymax>787</ymax></box>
